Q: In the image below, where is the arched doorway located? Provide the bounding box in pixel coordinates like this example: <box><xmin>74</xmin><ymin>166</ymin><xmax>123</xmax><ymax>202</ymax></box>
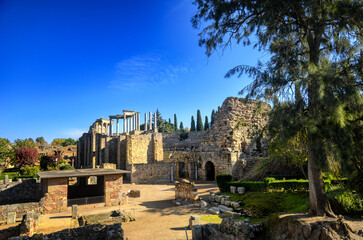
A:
<box><xmin>205</xmin><ymin>161</ymin><xmax>215</xmax><ymax>181</ymax></box>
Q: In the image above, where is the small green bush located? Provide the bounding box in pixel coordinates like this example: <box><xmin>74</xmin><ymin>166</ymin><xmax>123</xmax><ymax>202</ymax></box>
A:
<box><xmin>216</xmin><ymin>174</ymin><xmax>232</xmax><ymax>192</ymax></box>
<box><xmin>20</xmin><ymin>166</ymin><xmax>40</xmax><ymax>178</ymax></box>
<box><xmin>59</xmin><ymin>163</ymin><xmax>74</xmax><ymax>170</ymax></box>
<box><xmin>327</xmin><ymin>186</ymin><xmax>363</xmax><ymax>218</ymax></box>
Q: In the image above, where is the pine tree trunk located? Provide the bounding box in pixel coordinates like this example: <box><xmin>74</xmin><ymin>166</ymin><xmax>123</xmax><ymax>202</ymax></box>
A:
<box><xmin>307</xmin><ymin>142</ymin><xmax>336</xmax><ymax>217</ymax></box>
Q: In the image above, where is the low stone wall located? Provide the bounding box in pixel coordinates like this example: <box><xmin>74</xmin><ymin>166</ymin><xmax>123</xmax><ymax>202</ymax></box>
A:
<box><xmin>104</xmin><ymin>174</ymin><xmax>124</xmax><ymax>206</ymax></box>
<box><xmin>8</xmin><ymin>223</ymin><xmax>124</xmax><ymax>240</ymax></box>
<box><xmin>131</xmin><ymin>162</ymin><xmax>173</xmax><ymax>183</ymax></box>
<box><xmin>0</xmin><ymin>179</ymin><xmax>40</xmax><ymax>204</ymax></box>
<box><xmin>175</xmin><ymin>179</ymin><xmax>198</xmax><ymax>203</ymax></box>
<box><xmin>192</xmin><ymin>217</ymin><xmax>262</xmax><ymax>240</ymax></box>
<box><xmin>0</xmin><ymin>202</ymin><xmax>40</xmax><ymax>222</ymax></box>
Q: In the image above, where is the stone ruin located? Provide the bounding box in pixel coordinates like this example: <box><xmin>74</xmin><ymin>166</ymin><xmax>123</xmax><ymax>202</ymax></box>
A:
<box><xmin>77</xmin><ymin>97</ymin><xmax>270</xmax><ymax>183</ymax></box>
<box><xmin>175</xmin><ymin>179</ymin><xmax>199</xmax><ymax>204</ymax></box>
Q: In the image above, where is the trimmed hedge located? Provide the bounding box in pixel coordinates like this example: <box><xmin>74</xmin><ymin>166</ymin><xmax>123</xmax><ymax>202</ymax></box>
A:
<box><xmin>222</xmin><ymin>179</ymin><xmax>332</xmax><ymax>193</ymax></box>
<box><xmin>216</xmin><ymin>174</ymin><xmax>232</xmax><ymax>192</ymax></box>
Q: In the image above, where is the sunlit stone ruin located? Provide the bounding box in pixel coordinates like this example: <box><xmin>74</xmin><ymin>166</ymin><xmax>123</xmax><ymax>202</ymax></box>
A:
<box><xmin>76</xmin><ymin>97</ymin><xmax>270</xmax><ymax>183</ymax></box>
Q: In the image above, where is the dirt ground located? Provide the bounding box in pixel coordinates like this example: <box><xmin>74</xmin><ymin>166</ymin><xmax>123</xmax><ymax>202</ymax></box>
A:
<box><xmin>37</xmin><ymin>182</ymin><xmax>219</xmax><ymax>240</ymax></box>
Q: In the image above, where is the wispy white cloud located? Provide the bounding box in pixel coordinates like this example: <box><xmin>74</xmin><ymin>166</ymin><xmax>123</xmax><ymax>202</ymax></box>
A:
<box><xmin>108</xmin><ymin>53</ymin><xmax>189</xmax><ymax>91</ymax></box>
<box><xmin>63</xmin><ymin>129</ymin><xmax>86</xmax><ymax>139</ymax></box>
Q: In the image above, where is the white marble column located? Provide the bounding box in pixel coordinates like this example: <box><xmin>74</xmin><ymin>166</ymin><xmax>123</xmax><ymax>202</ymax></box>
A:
<box><xmin>123</xmin><ymin>115</ymin><xmax>126</xmax><ymax>133</ymax></box>
<box><xmin>149</xmin><ymin>112</ymin><xmax>152</xmax><ymax>130</ymax></box>
<box><xmin>137</xmin><ymin>112</ymin><xmax>140</xmax><ymax>130</ymax></box>
<box><xmin>144</xmin><ymin>113</ymin><xmax>147</xmax><ymax>130</ymax></box>
<box><xmin>116</xmin><ymin>119</ymin><xmax>119</xmax><ymax>135</ymax></box>
<box><xmin>154</xmin><ymin>113</ymin><xmax>157</xmax><ymax>131</ymax></box>
<box><xmin>129</xmin><ymin>117</ymin><xmax>131</xmax><ymax>132</ymax></box>
<box><xmin>109</xmin><ymin>120</ymin><xmax>113</xmax><ymax>136</ymax></box>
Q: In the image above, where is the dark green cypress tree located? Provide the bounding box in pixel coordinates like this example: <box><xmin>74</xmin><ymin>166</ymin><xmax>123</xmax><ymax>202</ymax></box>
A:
<box><xmin>196</xmin><ymin>110</ymin><xmax>204</xmax><ymax>131</ymax></box>
<box><xmin>190</xmin><ymin>116</ymin><xmax>196</xmax><ymax>131</ymax></box>
<box><xmin>168</xmin><ymin>118</ymin><xmax>171</xmax><ymax>124</ymax></box>
<box><xmin>211</xmin><ymin>109</ymin><xmax>215</xmax><ymax>126</ymax></box>
<box><xmin>204</xmin><ymin>116</ymin><xmax>209</xmax><ymax>130</ymax></box>
<box><xmin>174</xmin><ymin>114</ymin><xmax>178</xmax><ymax>131</ymax></box>
<box><xmin>179</xmin><ymin>122</ymin><xmax>184</xmax><ymax>130</ymax></box>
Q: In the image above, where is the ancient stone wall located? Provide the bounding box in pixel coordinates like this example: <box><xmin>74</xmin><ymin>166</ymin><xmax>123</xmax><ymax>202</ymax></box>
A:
<box><xmin>38</xmin><ymin>178</ymin><xmax>68</xmax><ymax>214</ymax></box>
<box><xmin>0</xmin><ymin>179</ymin><xmax>40</xmax><ymax>204</ymax></box>
<box><xmin>162</xmin><ymin>132</ymin><xmax>206</xmax><ymax>151</ymax></box>
<box><xmin>131</xmin><ymin>162</ymin><xmax>173</xmax><ymax>184</ymax></box>
<box><xmin>126</xmin><ymin>133</ymin><xmax>163</xmax><ymax>164</ymax></box>
<box><xmin>8</xmin><ymin>223</ymin><xmax>124</xmax><ymax>240</ymax></box>
<box><xmin>0</xmin><ymin>202</ymin><xmax>40</xmax><ymax>222</ymax></box>
<box><xmin>175</xmin><ymin>179</ymin><xmax>198</xmax><ymax>203</ymax></box>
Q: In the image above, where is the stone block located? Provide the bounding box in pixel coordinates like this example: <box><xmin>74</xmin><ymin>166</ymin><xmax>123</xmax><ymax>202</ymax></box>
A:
<box><xmin>189</xmin><ymin>215</ymin><xmax>201</xmax><ymax>229</ymax></box>
<box><xmin>128</xmin><ymin>189</ymin><xmax>140</xmax><ymax>198</ymax></box>
<box><xmin>214</xmin><ymin>195</ymin><xmax>221</xmax><ymax>203</ymax></box>
<box><xmin>220</xmin><ymin>197</ymin><xmax>226</xmax><ymax>205</ymax></box>
<box><xmin>200</xmin><ymin>200</ymin><xmax>208</xmax><ymax>208</ymax></box>
<box><xmin>237</xmin><ymin>187</ymin><xmax>245</xmax><ymax>194</ymax></box>
<box><xmin>72</xmin><ymin>205</ymin><xmax>78</xmax><ymax>219</ymax></box>
<box><xmin>0</xmin><ymin>180</ymin><xmax>3</xmax><ymax>184</ymax></box>
<box><xmin>218</xmin><ymin>205</ymin><xmax>233</xmax><ymax>213</ymax></box>
<box><xmin>226</xmin><ymin>211</ymin><xmax>240</xmax><ymax>219</ymax></box>
<box><xmin>224</xmin><ymin>200</ymin><xmax>231</xmax><ymax>207</ymax></box>
<box><xmin>210</xmin><ymin>191</ymin><xmax>215</xmax><ymax>195</ymax></box>
<box><xmin>231</xmin><ymin>202</ymin><xmax>240</xmax><ymax>210</ymax></box>
<box><xmin>230</xmin><ymin>186</ymin><xmax>236</xmax><ymax>193</ymax></box>
<box><xmin>7</xmin><ymin>212</ymin><xmax>16</xmax><ymax>224</ymax></box>
<box><xmin>4</xmin><ymin>174</ymin><xmax>9</xmax><ymax>184</ymax></box>
<box><xmin>208</xmin><ymin>207</ymin><xmax>220</xmax><ymax>215</ymax></box>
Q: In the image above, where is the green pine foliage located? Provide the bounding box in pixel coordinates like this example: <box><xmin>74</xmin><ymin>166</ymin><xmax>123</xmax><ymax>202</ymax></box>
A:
<box><xmin>211</xmin><ymin>109</ymin><xmax>215</xmax><ymax>126</ymax></box>
<box><xmin>196</xmin><ymin>110</ymin><xmax>204</xmax><ymax>131</ymax></box>
<box><xmin>179</xmin><ymin>122</ymin><xmax>184</xmax><ymax>131</ymax></box>
<box><xmin>174</xmin><ymin>114</ymin><xmax>178</xmax><ymax>131</ymax></box>
<box><xmin>204</xmin><ymin>116</ymin><xmax>209</xmax><ymax>130</ymax></box>
<box><xmin>190</xmin><ymin>116</ymin><xmax>196</xmax><ymax>131</ymax></box>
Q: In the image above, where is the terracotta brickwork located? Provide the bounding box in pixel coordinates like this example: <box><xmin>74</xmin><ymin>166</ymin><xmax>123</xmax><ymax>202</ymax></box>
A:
<box><xmin>104</xmin><ymin>174</ymin><xmax>123</xmax><ymax>206</ymax></box>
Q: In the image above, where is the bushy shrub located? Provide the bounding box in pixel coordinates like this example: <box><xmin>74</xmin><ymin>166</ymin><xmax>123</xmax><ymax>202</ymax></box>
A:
<box><xmin>216</xmin><ymin>174</ymin><xmax>232</xmax><ymax>192</ymax></box>
<box><xmin>20</xmin><ymin>166</ymin><xmax>40</xmax><ymax>178</ymax></box>
<box><xmin>59</xmin><ymin>162</ymin><xmax>74</xmax><ymax>170</ymax></box>
<box><xmin>14</xmin><ymin>147</ymin><xmax>38</xmax><ymax>167</ymax></box>
<box><xmin>348</xmin><ymin>172</ymin><xmax>363</xmax><ymax>194</ymax></box>
<box><xmin>327</xmin><ymin>186</ymin><xmax>363</xmax><ymax>218</ymax></box>
<box><xmin>40</xmin><ymin>152</ymin><xmax>62</xmax><ymax>170</ymax></box>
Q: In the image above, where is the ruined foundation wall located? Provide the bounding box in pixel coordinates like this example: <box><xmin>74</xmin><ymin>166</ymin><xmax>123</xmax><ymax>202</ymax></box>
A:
<box><xmin>0</xmin><ymin>179</ymin><xmax>40</xmax><ymax>204</ymax></box>
<box><xmin>131</xmin><ymin>162</ymin><xmax>173</xmax><ymax>184</ymax></box>
<box><xmin>0</xmin><ymin>202</ymin><xmax>40</xmax><ymax>222</ymax></box>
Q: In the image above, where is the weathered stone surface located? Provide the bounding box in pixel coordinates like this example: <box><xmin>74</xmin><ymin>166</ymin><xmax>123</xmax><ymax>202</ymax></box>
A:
<box><xmin>237</xmin><ymin>187</ymin><xmax>245</xmax><ymax>194</ymax></box>
<box><xmin>4</xmin><ymin>175</ymin><xmax>9</xmax><ymax>184</ymax></box>
<box><xmin>226</xmin><ymin>211</ymin><xmax>241</xmax><ymax>219</ymax></box>
<box><xmin>214</xmin><ymin>195</ymin><xmax>221</xmax><ymax>203</ymax></box>
<box><xmin>218</xmin><ymin>205</ymin><xmax>233</xmax><ymax>213</ymax></box>
<box><xmin>208</xmin><ymin>207</ymin><xmax>220</xmax><ymax>215</ymax></box>
<box><xmin>72</xmin><ymin>205</ymin><xmax>78</xmax><ymax>219</ymax></box>
<box><xmin>224</xmin><ymin>200</ymin><xmax>231</xmax><ymax>207</ymax></box>
<box><xmin>231</xmin><ymin>202</ymin><xmax>240</xmax><ymax>210</ymax></box>
<box><xmin>230</xmin><ymin>186</ymin><xmax>236</xmax><ymax>194</ymax></box>
<box><xmin>189</xmin><ymin>215</ymin><xmax>201</xmax><ymax>229</ymax></box>
<box><xmin>175</xmin><ymin>180</ymin><xmax>198</xmax><ymax>203</ymax></box>
<box><xmin>200</xmin><ymin>200</ymin><xmax>208</xmax><ymax>208</ymax></box>
<box><xmin>128</xmin><ymin>189</ymin><xmax>141</xmax><ymax>198</ymax></box>
<box><xmin>220</xmin><ymin>197</ymin><xmax>226</xmax><ymax>205</ymax></box>
<box><xmin>192</xmin><ymin>217</ymin><xmax>257</xmax><ymax>240</ymax></box>
<box><xmin>7</xmin><ymin>212</ymin><xmax>16</xmax><ymax>224</ymax></box>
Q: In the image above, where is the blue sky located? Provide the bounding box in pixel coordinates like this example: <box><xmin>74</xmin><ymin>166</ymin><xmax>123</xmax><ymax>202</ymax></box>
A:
<box><xmin>0</xmin><ymin>0</ymin><xmax>266</xmax><ymax>143</ymax></box>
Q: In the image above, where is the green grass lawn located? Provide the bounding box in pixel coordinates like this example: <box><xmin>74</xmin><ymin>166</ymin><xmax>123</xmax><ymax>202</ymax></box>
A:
<box><xmin>224</xmin><ymin>192</ymin><xmax>309</xmax><ymax>218</ymax></box>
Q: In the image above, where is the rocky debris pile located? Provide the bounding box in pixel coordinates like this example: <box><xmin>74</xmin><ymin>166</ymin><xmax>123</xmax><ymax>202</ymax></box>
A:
<box><xmin>9</xmin><ymin>223</ymin><xmax>124</xmax><ymax>240</ymax></box>
<box><xmin>78</xmin><ymin>210</ymin><xmax>134</xmax><ymax>226</ymax></box>
<box><xmin>268</xmin><ymin>214</ymin><xmax>363</xmax><ymax>240</ymax></box>
<box><xmin>192</xmin><ymin>217</ymin><xmax>262</xmax><ymax>240</ymax></box>
<box><xmin>175</xmin><ymin>179</ymin><xmax>199</xmax><ymax>204</ymax></box>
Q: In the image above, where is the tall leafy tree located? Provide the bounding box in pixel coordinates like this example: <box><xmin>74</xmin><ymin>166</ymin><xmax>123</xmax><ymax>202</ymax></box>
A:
<box><xmin>36</xmin><ymin>137</ymin><xmax>46</xmax><ymax>146</ymax></box>
<box><xmin>168</xmin><ymin>118</ymin><xmax>171</xmax><ymax>124</ymax></box>
<box><xmin>0</xmin><ymin>138</ymin><xmax>12</xmax><ymax>163</ymax></box>
<box><xmin>190</xmin><ymin>116</ymin><xmax>196</xmax><ymax>132</ymax></box>
<box><xmin>153</xmin><ymin>108</ymin><xmax>164</xmax><ymax>127</ymax></box>
<box><xmin>196</xmin><ymin>110</ymin><xmax>204</xmax><ymax>131</ymax></box>
<box><xmin>204</xmin><ymin>116</ymin><xmax>209</xmax><ymax>130</ymax></box>
<box><xmin>174</xmin><ymin>114</ymin><xmax>178</xmax><ymax>131</ymax></box>
<box><xmin>179</xmin><ymin>122</ymin><xmax>184</xmax><ymax>130</ymax></box>
<box><xmin>211</xmin><ymin>109</ymin><xmax>215</xmax><ymax>126</ymax></box>
<box><xmin>193</xmin><ymin>0</ymin><xmax>362</xmax><ymax>216</ymax></box>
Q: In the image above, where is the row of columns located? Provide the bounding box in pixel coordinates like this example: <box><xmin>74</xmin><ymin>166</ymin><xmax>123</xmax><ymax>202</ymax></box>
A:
<box><xmin>106</xmin><ymin>111</ymin><xmax>158</xmax><ymax>136</ymax></box>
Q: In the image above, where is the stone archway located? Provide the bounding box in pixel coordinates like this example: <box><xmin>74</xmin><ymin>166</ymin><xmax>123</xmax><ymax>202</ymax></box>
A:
<box><xmin>205</xmin><ymin>161</ymin><xmax>215</xmax><ymax>181</ymax></box>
